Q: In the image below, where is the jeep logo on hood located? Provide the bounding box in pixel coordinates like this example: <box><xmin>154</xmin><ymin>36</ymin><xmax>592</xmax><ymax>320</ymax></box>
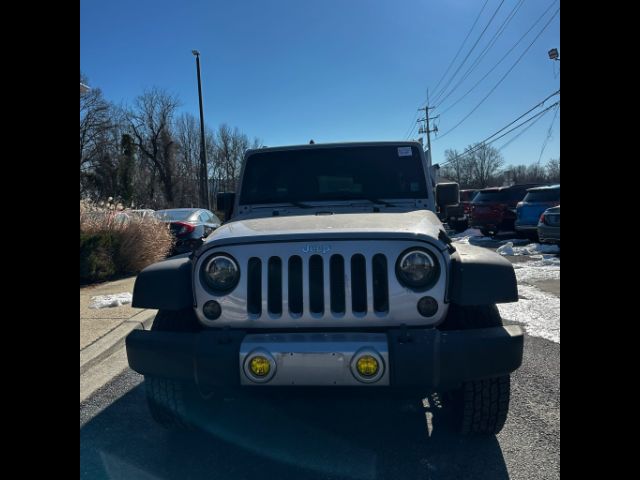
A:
<box><xmin>302</xmin><ymin>244</ymin><xmax>332</xmax><ymax>254</ymax></box>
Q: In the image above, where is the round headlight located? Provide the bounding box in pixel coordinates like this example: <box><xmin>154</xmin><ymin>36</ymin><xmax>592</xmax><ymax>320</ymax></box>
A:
<box><xmin>396</xmin><ymin>249</ymin><xmax>439</xmax><ymax>289</ymax></box>
<box><xmin>202</xmin><ymin>254</ymin><xmax>240</xmax><ymax>292</ymax></box>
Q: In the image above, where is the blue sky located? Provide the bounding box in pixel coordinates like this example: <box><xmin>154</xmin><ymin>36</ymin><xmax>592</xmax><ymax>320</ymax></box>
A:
<box><xmin>80</xmin><ymin>0</ymin><xmax>560</xmax><ymax>166</ymax></box>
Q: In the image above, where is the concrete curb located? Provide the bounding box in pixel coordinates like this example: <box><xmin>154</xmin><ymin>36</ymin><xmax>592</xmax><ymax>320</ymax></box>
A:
<box><xmin>80</xmin><ymin>309</ymin><xmax>156</xmax><ymax>375</ymax></box>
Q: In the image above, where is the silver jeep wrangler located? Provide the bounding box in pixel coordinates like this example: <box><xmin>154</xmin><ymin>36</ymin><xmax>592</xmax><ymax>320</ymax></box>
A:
<box><xmin>126</xmin><ymin>142</ymin><xmax>523</xmax><ymax>435</ymax></box>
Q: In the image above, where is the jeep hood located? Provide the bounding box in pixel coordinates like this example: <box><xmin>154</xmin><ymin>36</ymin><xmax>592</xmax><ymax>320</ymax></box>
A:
<box><xmin>202</xmin><ymin>210</ymin><xmax>445</xmax><ymax>247</ymax></box>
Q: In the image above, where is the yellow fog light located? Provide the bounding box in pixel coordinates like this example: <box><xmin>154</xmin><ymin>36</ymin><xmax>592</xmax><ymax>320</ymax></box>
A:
<box><xmin>249</xmin><ymin>356</ymin><xmax>271</xmax><ymax>377</ymax></box>
<box><xmin>351</xmin><ymin>350</ymin><xmax>385</xmax><ymax>383</ymax></box>
<box><xmin>356</xmin><ymin>355</ymin><xmax>379</xmax><ymax>377</ymax></box>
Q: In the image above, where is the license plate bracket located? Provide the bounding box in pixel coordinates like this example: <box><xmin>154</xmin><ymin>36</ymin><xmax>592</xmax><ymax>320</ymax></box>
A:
<box><xmin>239</xmin><ymin>332</ymin><xmax>390</xmax><ymax>386</ymax></box>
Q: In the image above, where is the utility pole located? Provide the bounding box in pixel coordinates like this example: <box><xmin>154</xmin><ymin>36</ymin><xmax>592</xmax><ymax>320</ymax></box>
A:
<box><xmin>192</xmin><ymin>50</ymin><xmax>209</xmax><ymax>209</ymax></box>
<box><xmin>417</xmin><ymin>107</ymin><xmax>438</xmax><ymax>169</ymax></box>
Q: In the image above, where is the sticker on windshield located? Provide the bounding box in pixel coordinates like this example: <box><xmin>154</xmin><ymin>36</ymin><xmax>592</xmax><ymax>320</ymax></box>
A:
<box><xmin>397</xmin><ymin>146</ymin><xmax>412</xmax><ymax>157</ymax></box>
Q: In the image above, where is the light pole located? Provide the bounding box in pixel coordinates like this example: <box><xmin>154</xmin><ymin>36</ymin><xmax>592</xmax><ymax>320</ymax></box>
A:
<box><xmin>192</xmin><ymin>50</ymin><xmax>209</xmax><ymax>209</ymax></box>
<box><xmin>548</xmin><ymin>48</ymin><xmax>559</xmax><ymax>79</ymax></box>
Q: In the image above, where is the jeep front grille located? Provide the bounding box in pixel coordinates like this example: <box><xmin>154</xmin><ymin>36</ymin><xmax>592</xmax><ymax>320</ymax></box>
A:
<box><xmin>194</xmin><ymin>240</ymin><xmax>449</xmax><ymax>328</ymax></box>
<box><xmin>246</xmin><ymin>253</ymin><xmax>390</xmax><ymax>318</ymax></box>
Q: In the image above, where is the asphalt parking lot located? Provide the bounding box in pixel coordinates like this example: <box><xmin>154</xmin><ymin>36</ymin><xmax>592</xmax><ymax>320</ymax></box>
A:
<box><xmin>80</xmin><ymin>236</ymin><xmax>560</xmax><ymax>480</ymax></box>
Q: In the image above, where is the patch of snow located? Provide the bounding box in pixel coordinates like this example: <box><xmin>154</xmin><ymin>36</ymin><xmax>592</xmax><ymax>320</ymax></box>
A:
<box><xmin>513</xmin><ymin>256</ymin><xmax>560</xmax><ymax>283</ymax></box>
<box><xmin>450</xmin><ymin>228</ymin><xmax>493</xmax><ymax>244</ymax></box>
<box><xmin>497</xmin><ymin>242</ymin><xmax>560</xmax><ymax>256</ymax></box>
<box><xmin>500</xmin><ymin>238</ymin><xmax>526</xmax><ymax>245</ymax></box>
<box><xmin>89</xmin><ymin>292</ymin><xmax>132</xmax><ymax>309</ymax></box>
<box><xmin>451</xmin><ymin>228</ymin><xmax>483</xmax><ymax>239</ymax></box>
<box><xmin>451</xmin><ymin>229</ymin><xmax>527</xmax><ymax>247</ymax></box>
<box><xmin>498</xmin><ymin>284</ymin><xmax>560</xmax><ymax>343</ymax></box>
<box><xmin>496</xmin><ymin>242</ymin><xmax>515</xmax><ymax>255</ymax></box>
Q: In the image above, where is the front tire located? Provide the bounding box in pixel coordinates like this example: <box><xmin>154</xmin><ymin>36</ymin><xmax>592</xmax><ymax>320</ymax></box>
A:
<box><xmin>440</xmin><ymin>304</ymin><xmax>512</xmax><ymax>435</ymax></box>
<box><xmin>146</xmin><ymin>376</ymin><xmax>193</xmax><ymax>429</ymax></box>
<box><xmin>144</xmin><ymin>310</ymin><xmax>201</xmax><ymax>429</ymax></box>
<box><xmin>451</xmin><ymin>376</ymin><xmax>510</xmax><ymax>435</ymax></box>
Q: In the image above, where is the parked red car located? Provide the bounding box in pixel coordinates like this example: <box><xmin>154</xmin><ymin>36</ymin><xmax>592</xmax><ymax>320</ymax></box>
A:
<box><xmin>470</xmin><ymin>184</ymin><xmax>541</xmax><ymax>236</ymax></box>
<box><xmin>460</xmin><ymin>189</ymin><xmax>479</xmax><ymax>217</ymax></box>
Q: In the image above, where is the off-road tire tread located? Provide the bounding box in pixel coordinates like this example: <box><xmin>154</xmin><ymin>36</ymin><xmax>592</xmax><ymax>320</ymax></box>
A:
<box><xmin>145</xmin><ymin>376</ymin><xmax>192</xmax><ymax>429</ymax></box>
<box><xmin>440</xmin><ymin>304</ymin><xmax>511</xmax><ymax>435</ymax></box>
<box><xmin>460</xmin><ymin>376</ymin><xmax>510</xmax><ymax>435</ymax></box>
<box><xmin>144</xmin><ymin>309</ymin><xmax>199</xmax><ymax>429</ymax></box>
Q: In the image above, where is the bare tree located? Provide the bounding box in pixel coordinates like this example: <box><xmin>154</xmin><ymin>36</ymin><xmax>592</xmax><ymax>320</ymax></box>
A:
<box><xmin>118</xmin><ymin>133</ymin><xmax>136</xmax><ymax>205</ymax></box>
<box><xmin>127</xmin><ymin>88</ymin><xmax>180</xmax><ymax>206</ymax></box>
<box><xmin>80</xmin><ymin>73</ymin><xmax>112</xmax><ymax>195</ymax></box>
<box><xmin>441</xmin><ymin>148</ymin><xmax>475</xmax><ymax>187</ymax></box>
<box><xmin>175</xmin><ymin>113</ymin><xmax>201</xmax><ymax>206</ymax></box>
<box><xmin>469</xmin><ymin>143</ymin><xmax>504</xmax><ymax>188</ymax></box>
<box><xmin>546</xmin><ymin>158</ymin><xmax>560</xmax><ymax>183</ymax></box>
<box><xmin>80</xmin><ymin>75</ymin><xmax>110</xmax><ymax>165</ymax></box>
<box><xmin>503</xmin><ymin>162</ymin><xmax>552</xmax><ymax>185</ymax></box>
<box><xmin>81</xmin><ymin>78</ymin><xmax>262</xmax><ymax>208</ymax></box>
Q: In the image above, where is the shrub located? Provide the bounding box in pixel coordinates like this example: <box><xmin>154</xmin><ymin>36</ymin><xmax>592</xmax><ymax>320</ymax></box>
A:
<box><xmin>80</xmin><ymin>203</ymin><xmax>174</xmax><ymax>284</ymax></box>
<box><xmin>80</xmin><ymin>232</ymin><xmax>120</xmax><ymax>283</ymax></box>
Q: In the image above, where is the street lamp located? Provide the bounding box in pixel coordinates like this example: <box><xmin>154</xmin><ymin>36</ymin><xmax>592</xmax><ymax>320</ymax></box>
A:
<box><xmin>548</xmin><ymin>48</ymin><xmax>559</xmax><ymax>61</ymax></box>
<box><xmin>192</xmin><ymin>49</ymin><xmax>209</xmax><ymax>209</ymax></box>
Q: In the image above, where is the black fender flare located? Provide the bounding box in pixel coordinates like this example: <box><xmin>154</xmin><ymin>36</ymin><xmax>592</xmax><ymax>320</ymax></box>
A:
<box><xmin>448</xmin><ymin>243</ymin><xmax>518</xmax><ymax>306</ymax></box>
<box><xmin>132</xmin><ymin>254</ymin><xmax>194</xmax><ymax>310</ymax></box>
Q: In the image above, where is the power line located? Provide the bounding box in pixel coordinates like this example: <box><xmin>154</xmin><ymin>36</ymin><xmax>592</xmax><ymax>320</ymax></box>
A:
<box><xmin>433</xmin><ymin>0</ymin><xmax>504</xmax><ymax>103</ymax></box>
<box><xmin>536</xmin><ymin>104</ymin><xmax>559</xmax><ymax>163</ymax></box>
<box><xmin>405</xmin><ymin>1</ymin><xmax>489</xmax><ymax>141</ymax></box>
<box><xmin>443</xmin><ymin>89</ymin><xmax>559</xmax><ymax>157</ymax></box>
<box><xmin>402</xmin><ymin>110</ymin><xmax>421</xmax><ymax>139</ymax></box>
<box><xmin>406</xmin><ymin>120</ymin><xmax>419</xmax><ymax>140</ymax></box>
<box><xmin>497</xmin><ymin>107</ymin><xmax>552</xmax><ymax>151</ymax></box>
<box><xmin>429</xmin><ymin>0</ymin><xmax>490</xmax><ymax>99</ymax></box>
<box><xmin>435</xmin><ymin>7</ymin><xmax>560</xmax><ymax>141</ymax></box>
<box><xmin>432</xmin><ymin>0</ymin><xmax>506</xmax><ymax>105</ymax></box>
<box><xmin>435</xmin><ymin>0</ymin><xmax>526</xmax><ymax>110</ymax></box>
<box><xmin>437</xmin><ymin>0</ymin><xmax>557</xmax><ymax>116</ymax></box>
<box><xmin>440</xmin><ymin>100</ymin><xmax>560</xmax><ymax>166</ymax></box>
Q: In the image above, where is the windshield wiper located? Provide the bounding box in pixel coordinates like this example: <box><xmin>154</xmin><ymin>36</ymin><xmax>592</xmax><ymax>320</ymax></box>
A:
<box><xmin>251</xmin><ymin>200</ymin><xmax>314</xmax><ymax>209</ymax></box>
<box><xmin>349</xmin><ymin>198</ymin><xmax>398</xmax><ymax>207</ymax></box>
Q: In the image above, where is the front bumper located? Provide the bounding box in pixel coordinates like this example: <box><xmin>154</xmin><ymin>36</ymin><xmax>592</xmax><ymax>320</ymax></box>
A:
<box><xmin>126</xmin><ymin>325</ymin><xmax>524</xmax><ymax>391</ymax></box>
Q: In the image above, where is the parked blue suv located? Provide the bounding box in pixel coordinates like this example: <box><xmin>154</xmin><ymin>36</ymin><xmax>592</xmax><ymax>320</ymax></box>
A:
<box><xmin>515</xmin><ymin>184</ymin><xmax>560</xmax><ymax>240</ymax></box>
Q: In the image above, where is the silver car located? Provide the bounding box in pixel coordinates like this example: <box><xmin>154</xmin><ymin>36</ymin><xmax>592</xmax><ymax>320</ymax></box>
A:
<box><xmin>538</xmin><ymin>205</ymin><xmax>560</xmax><ymax>244</ymax></box>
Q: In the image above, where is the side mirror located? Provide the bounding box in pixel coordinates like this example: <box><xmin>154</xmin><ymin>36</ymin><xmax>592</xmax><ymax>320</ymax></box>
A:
<box><xmin>216</xmin><ymin>192</ymin><xmax>236</xmax><ymax>221</ymax></box>
<box><xmin>436</xmin><ymin>182</ymin><xmax>459</xmax><ymax>209</ymax></box>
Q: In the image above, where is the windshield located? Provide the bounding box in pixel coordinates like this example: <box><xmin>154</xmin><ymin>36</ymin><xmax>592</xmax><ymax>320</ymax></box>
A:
<box><xmin>155</xmin><ymin>210</ymin><xmax>197</xmax><ymax>221</ymax></box>
<box><xmin>524</xmin><ymin>188</ymin><xmax>560</xmax><ymax>203</ymax></box>
<box><xmin>460</xmin><ymin>191</ymin><xmax>478</xmax><ymax>202</ymax></box>
<box><xmin>239</xmin><ymin>145</ymin><xmax>428</xmax><ymax>205</ymax></box>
